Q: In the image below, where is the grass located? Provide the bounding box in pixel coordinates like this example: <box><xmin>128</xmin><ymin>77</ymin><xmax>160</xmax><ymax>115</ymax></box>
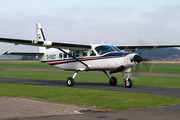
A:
<box><xmin>0</xmin><ymin>61</ymin><xmax>180</xmax><ymax>110</ymax></box>
<box><xmin>132</xmin><ymin>67</ymin><xmax>180</xmax><ymax>73</ymax></box>
<box><xmin>132</xmin><ymin>63</ymin><xmax>180</xmax><ymax>73</ymax></box>
<box><xmin>132</xmin><ymin>76</ymin><xmax>180</xmax><ymax>88</ymax></box>
<box><xmin>0</xmin><ymin>61</ymin><xmax>56</xmax><ymax>69</ymax></box>
<box><xmin>0</xmin><ymin>83</ymin><xmax>180</xmax><ymax>110</ymax></box>
<box><xmin>0</xmin><ymin>70</ymin><xmax>180</xmax><ymax>88</ymax></box>
<box><xmin>1</xmin><ymin>61</ymin><xmax>180</xmax><ymax>73</ymax></box>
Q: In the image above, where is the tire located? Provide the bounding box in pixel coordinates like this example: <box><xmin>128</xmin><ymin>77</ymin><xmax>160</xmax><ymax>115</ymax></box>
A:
<box><xmin>125</xmin><ymin>78</ymin><xmax>133</xmax><ymax>88</ymax></box>
<box><xmin>67</xmin><ymin>77</ymin><xmax>74</xmax><ymax>86</ymax></box>
<box><xmin>109</xmin><ymin>77</ymin><xmax>117</xmax><ymax>86</ymax></box>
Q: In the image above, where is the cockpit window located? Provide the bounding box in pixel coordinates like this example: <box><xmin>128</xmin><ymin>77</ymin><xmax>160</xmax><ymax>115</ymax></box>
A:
<box><xmin>111</xmin><ymin>45</ymin><xmax>121</xmax><ymax>52</ymax></box>
<box><xmin>95</xmin><ymin>45</ymin><xmax>120</xmax><ymax>55</ymax></box>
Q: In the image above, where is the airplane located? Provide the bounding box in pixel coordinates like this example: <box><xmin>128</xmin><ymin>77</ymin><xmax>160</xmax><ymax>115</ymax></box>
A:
<box><xmin>0</xmin><ymin>21</ymin><xmax>180</xmax><ymax>88</ymax></box>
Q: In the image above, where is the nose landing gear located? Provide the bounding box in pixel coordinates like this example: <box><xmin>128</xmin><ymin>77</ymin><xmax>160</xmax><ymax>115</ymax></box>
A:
<box><xmin>123</xmin><ymin>72</ymin><xmax>133</xmax><ymax>88</ymax></box>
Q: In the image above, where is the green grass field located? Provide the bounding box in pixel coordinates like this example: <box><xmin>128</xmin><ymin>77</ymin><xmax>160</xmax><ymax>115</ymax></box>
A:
<box><xmin>132</xmin><ymin>62</ymin><xmax>180</xmax><ymax>73</ymax></box>
<box><xmin>0</xmin><ymin>61</ymin><xmax>180</xmax><ymax>88</ymax></box>
<box><xmin>1</xmin><ymin>83</ymin><xmax>180</xmax><ymax>110</ymax></box>
<box><xmin>0</xmin><ymin>61</ymin><xmax>180</xmax><ymax>110</ymax></box>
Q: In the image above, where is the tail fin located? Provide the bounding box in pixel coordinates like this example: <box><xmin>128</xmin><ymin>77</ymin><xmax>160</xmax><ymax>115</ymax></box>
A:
<box><xmin>36</xmin><ymin>21</ymin><xmax>46</xmax><ymax>52</ymax></box>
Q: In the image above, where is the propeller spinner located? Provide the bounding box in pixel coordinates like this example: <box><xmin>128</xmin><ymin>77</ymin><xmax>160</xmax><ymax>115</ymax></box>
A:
<box><xmin>133</xmin><ymin>55</ymin><xmax>143</xmax><ymax>64</ymax></box>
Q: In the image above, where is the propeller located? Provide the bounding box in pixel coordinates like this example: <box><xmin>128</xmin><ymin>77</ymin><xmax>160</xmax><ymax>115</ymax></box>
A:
<box><xmin>133</xmin><ymin>55</ymin><xmax>143</xmax><ymax>64</ymax></box>
<box><xmin>132</xmin><ymin>49</ymin><xmax>155</xmax><ymax>77</ymax></box>
<box><xmin>131</xmin><ymin>40</ymin><xmax>155</xmax><ymax>78</ymax></box>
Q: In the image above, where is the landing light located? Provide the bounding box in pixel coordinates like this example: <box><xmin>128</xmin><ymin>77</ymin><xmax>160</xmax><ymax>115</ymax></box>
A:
<box><xmin>33</xmin><ymin>41</ymin><xmax>38</xmax><ymax>44</ymax></box>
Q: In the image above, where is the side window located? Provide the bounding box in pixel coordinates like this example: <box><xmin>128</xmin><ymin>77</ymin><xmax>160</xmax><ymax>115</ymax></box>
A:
<box><xmin>73</xmin><ymin>51</ymin><xmax>79</xmax><ymax>57</ymax></box>
<box><xmin>63</xmin><ymin>53</ymin><xmax>67</xmax><ymax>58</ymax></box>
<box><xmin>90</xmin><ymin>50</ymin><xmax>96</xmax><ymax>56</ymax></box>
<box><xmin>59</xmin><ymin>53</ymin><xmax>63</xmax><ymax>58</ymax></box>
<box><xmin>83</xmin><ymin>51</ymin><xmax>87</xmax><ymax>56</ymax></box>
<box><xmin>69</xmin><ymin>52</ymin><xmax>73</xmax><ymax>58</ymax></box>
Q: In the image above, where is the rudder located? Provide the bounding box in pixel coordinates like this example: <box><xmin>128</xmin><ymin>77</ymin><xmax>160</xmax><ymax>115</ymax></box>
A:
<box><xmin>36</xmin><ymin>21</ymin><xmax>46</xmax><ymax>52</ymax></box>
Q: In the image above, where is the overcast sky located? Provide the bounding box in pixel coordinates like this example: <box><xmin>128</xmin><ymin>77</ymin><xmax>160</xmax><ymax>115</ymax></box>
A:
<box><xmin>0</xmin><ymin>0</ymin><xmax>180</xmax><ymax>53</ymax></box>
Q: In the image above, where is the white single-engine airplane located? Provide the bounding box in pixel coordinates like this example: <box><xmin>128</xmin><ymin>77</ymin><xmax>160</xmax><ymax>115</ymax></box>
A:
<box><xmin>0</xmin><ymin>22</ymin><xmax>180</xmax><ymax>88</ymax></box>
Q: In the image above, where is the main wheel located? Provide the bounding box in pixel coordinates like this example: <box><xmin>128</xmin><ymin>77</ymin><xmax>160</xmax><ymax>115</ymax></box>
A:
<box><xmin>109</xmin><ymin>77</ymin><xmax>117</xmax><ymax>86</ymax></box>
<box><xmin>125</xmin><ymin>78</ymin><xmax>133</xmax><ymax>88</ymax></box>
<box><xmin>67</xmin><ymin>77</ymin><xmax>74</xmax><ymax>86</ymax></box>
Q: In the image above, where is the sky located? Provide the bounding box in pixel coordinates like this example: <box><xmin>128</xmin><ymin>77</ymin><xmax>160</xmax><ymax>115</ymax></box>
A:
<box><xmin>0</xmin><ymin>0</ymin><xmax>180</xmax><ymax>53</ymax></box>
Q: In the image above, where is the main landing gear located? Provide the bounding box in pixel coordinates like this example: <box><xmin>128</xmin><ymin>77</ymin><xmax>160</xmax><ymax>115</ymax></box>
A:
<box><xmin>103</xmin><ymin>70</ymin><xmax>117</xmax><ymax>86</ymax></box>
<box><xmin>67</xmin><ymin>77</ymin><xmax>74</xmax><ymax>86</ymax></box>
<box><xmin>66</xmin><ymin>70</ymin><xmax>79</xmax><ymax>86</ymax></box>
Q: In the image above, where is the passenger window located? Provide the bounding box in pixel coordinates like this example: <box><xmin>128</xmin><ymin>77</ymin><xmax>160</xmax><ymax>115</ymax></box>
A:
<box><xmin>73</xmin><ymin>51</ymin><xmax>79</xmax><ymax>57</ymax></box>
<box><xmin>69</xmin><ymin>52</ymin><xmax>73</xmax><ymax>58</ymax></box>
<box><xmin>59</xmin><ymin>53</ymin><xmax>62</xmax><ymax>58</ymax></box>
<box><xmin>90</xmin><ymin>50</ymin><xmax>96</xmax><ymax>56</ymax></box>
<box><xmin>64</xmin><ymin>53</ymin><xmax>67</xmax><ymax>58</ymax></box>
<box><xmin>83</xmin><ymin>51</ymin><xmax>87</xmax><ymax>56</ymax></box>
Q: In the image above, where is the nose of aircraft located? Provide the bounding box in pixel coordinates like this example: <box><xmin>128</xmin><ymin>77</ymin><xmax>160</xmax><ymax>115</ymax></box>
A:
<box><xmin>133</xmin><ymin>55</ymin><xmax>143</xmax><ymax>64</ymax></box>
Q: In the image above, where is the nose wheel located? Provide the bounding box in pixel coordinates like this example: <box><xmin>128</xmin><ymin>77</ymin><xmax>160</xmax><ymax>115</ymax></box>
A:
<box><xmin>125</xmin><ymin>78</ymin><xmax>133</xmax><ymax>88</ymax></box>
<box><xmin>123</xmin><ymin>72</ymin><xmax>133</xmax><ymax>88</ymax></box>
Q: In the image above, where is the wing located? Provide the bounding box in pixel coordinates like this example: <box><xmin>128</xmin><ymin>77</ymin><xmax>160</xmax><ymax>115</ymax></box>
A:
<box><xmin>3</xmin><ymin>51</ymin><xmax>44</xmax><ymax>56</ymax></box>
<box><xmin>116</xmin><ymin>45</ymin><xmax>180</xmax><ymax>51</ymax></box>
<box><xmin>1</xmin><ymin>37</ymin><xmax>180</xmax><ymax>51</ymax></box>
<box><xmin>0</xmin><ymin>37</ymin><xmax>91</xmax><ymax>51</ymax></box>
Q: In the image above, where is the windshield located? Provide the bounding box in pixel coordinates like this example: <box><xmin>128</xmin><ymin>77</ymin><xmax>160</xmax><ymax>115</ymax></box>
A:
<box><xmin>95</xmin><ymin>45</ymin><xmax>120</xmax><ymax>55</ymax></box>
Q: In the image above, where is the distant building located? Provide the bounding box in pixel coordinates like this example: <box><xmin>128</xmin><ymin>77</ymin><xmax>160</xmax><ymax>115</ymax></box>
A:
<box><xmin>166</xmin><ymin>57</ymin><xmax>173</xmax><ymax>61</ymax></box>
<box><xmin>150</xmin><ymin>57</ymin><xmax>162</xmax><ymax>61</ymax></box>
<box><xmin>171</xmin><ymin>55</ymin><xmax>180</xmax><ymax>61</ymax></box>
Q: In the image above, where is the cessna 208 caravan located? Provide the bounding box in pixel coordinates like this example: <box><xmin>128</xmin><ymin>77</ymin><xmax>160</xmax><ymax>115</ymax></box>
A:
<box><xmin>0</xmin><ymin>22</ymin><xmax>180</xmax><ymax>88</ymax></box>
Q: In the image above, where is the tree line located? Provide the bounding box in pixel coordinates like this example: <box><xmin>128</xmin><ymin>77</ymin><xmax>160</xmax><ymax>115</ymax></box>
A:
<box><xmin>135</xmin><ymin>48</ymin><xmax>180</xmax><ymax>61</ymax></box>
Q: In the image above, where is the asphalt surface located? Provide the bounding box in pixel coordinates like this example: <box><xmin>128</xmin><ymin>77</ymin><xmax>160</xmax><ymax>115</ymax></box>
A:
<box><xmin>0</xmin><ymin>77</ymin><xmax>180</xmax><ymax>98</ymax></box>
<box><xmin>1</xmin><ymin>77</ymin><xmax>180</xmax><ymax>120</ymax></box>
<box><xmin>0</xmin><ymin>96</ymin><xmax>94</xmax><ymax>120</ymax></box>
<box><xmin>11</xmin><ymin>104</ymin><xmax>180</xmax><ymax>120</ymax></box>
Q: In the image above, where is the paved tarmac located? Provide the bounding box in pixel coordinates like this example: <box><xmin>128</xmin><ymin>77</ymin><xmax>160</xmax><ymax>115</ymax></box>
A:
<box><xmin>10</xmin><ymin>104</ymin><xmax>180</xmax><ymax>120</ymax></box>
<box><xmin>0</xmin><ymin>96</ymin><xmax>95</xmax><ymax>120</ymax></box>
<box><xmin>0</xmin><ymin>77</ymin><xmax>180</xmax><ymax>120</ymax></box>
<box><xmin>0</xmin><ymin>77</ymin><xmax>180</xmax><ymax>98</ymax></box>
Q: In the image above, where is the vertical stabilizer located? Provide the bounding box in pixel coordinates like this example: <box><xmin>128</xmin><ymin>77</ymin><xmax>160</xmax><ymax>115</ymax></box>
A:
<box><xmin>36</xmin><ymin>21</ymin><xmax>46</xmax><ymax>52</ymax></box>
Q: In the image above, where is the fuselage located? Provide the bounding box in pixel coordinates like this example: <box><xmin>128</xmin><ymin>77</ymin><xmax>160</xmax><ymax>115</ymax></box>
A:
<box><xmin>39</xmin><ymin>44</ymin><xmax>141</xmax><ymax>73</ymax></box>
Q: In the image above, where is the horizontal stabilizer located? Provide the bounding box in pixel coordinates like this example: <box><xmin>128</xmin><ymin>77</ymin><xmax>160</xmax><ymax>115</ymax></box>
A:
<box><xmin>3</xmin><ymin>51</ymin><xmax>44</xmax><ymax>56</ymax></box>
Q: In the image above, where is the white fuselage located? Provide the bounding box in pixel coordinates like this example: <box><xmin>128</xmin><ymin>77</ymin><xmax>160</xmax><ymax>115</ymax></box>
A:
<box><xmin>39</xmin><ymin>45</ymin><xmax>139</xmax><ymax>73</ymax></box>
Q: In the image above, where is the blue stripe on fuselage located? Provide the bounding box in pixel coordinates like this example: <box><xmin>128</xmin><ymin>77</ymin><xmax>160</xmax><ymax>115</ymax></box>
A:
<box><xmin>102</xmin><ymin>52</ymin><xmax>130</xmax><ymax>57</ymax></box>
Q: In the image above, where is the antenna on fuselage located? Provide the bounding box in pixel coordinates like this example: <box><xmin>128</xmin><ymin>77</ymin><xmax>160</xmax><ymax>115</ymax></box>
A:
<box><xmin>101</xmin><ymin>41</ymin><xmax>104</xmax><ymax>44</ymax></box>
<box><xmin>89</xmin><ymin>40</ymin><xmax>93</xmax><ymax>45</ymax></box>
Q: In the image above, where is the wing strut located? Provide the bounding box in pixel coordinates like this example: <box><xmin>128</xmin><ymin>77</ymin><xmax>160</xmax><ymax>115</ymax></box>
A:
<box><xmin>57</xmin><ymin>46</ymin><xmax>90</xmax><ymax>68</ymax></box>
